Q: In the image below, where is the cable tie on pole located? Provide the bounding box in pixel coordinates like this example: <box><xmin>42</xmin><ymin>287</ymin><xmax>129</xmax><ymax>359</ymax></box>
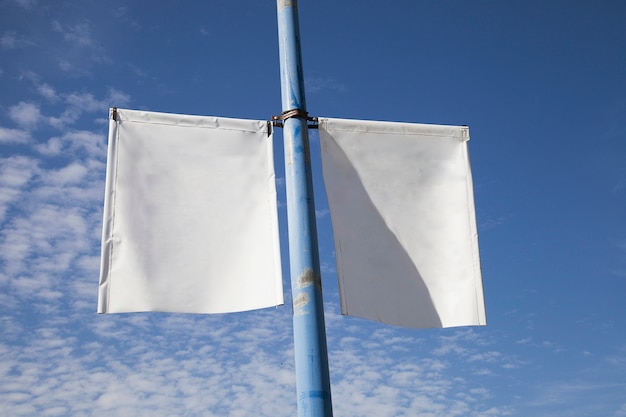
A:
<box><xmin>271</xmin><ymin>109</ymin><xmax>318</xmax><ymax>129</ymax></box>
<box><xmin>111</xmin><ymin>107</ymin><xmax>118</xmax><ymax>121</ymax></box>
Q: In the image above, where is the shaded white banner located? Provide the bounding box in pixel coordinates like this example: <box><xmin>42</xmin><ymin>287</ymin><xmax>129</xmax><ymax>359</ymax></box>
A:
<box><xmin>318</xmin><ymin>118</ymin><xmax>486</xmax><ymax>328</ymax></box>
<box><xmin>98</xmin><ymin>109</ymin><xmax>283</xmax><ymax>314</ymax></box>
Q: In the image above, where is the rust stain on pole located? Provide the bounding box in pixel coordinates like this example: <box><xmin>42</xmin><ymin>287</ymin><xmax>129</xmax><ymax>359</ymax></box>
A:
<box><xmin>297</xmin><ymin>268</ymin><xmax>321</xmax><ymax>290</ymax></box>
<box><xmin>278</xmin><ymin>0</ymin><xmax>293</xmax><ymax>10</ymax></box>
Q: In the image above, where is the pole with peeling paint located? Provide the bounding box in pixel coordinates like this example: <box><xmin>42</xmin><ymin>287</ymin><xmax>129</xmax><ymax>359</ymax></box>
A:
<box><xmin>276</xmin><ymin>1</ymin><xmax>333</xmax><ymax>416</ymax></box>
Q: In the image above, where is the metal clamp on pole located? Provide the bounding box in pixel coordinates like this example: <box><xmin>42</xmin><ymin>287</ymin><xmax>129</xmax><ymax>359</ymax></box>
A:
<box><xmin>271</xmin><ymin>109</ymin><xmax>318</xmax><ymax>128</ymax></box>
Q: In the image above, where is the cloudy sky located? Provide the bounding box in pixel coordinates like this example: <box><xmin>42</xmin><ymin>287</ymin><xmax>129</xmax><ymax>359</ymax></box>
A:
<box><xmin>1</xmin><ymin>0</ymin><xmax>625</xmax><ymax>416</ymax></box>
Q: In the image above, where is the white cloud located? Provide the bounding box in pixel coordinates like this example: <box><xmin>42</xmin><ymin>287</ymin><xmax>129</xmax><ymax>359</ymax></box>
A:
<box><xmin>468</xmin><ymin>351</ymin><xmax>502</xmax><ymax>362</ymax></box>
<box><xmin>0</xmin><ymin>157</ymin><xmax>38</xmax><ymax>188</ymax></box>
<box><xmin>321</xmin><ymin>321</ymin><xmax>511</xmax><ymax>417</ymax></box>
<box><xmin>432</xmin><ymin>333</ymin><xmax>471</xmax><ymax>356</ymax></box>
<box><xmin>37</xmin><ymin>83</ymin><xmax>59</xmax><ymax>102</ymax></box>
<box><xmin>0</xmin><ymin>149</ymin><xmax>105</xmax><ymax>310</ymax></box>
<box><xmin>0</xmin><ymin>156</ymin><xmax>39</xmax><ymax>223</ymax></box>
<box><xmin>0</xmin><ymin>127</ymin><xmax>31</xmax><ymax>144</ymax></box>
<box><xmin>45</xmin><ymin>162</ymin><xmax>89</xmax><ymax>185</ymax></box>
<box><xmin>47</xmin><ymin>109</ymin><xmax>78</xmax><ymax>129</ymax></box>
<box><xmin>9</xmin><ymin>102</ymin><xmax>42</xmax><ymax>129</ymax></box>
<box><xmin>106</xmin><ymin>89</ymin><xmax>131</xmax><ymax>108</ymax></box>
<box><xmin>0</xmin><ymin>308</ymin><xmax>299</xmax><ymax>416</ymax></box>
<box><xmin>0</xmin><ymin>203</ymin><xmax>90</xmax><ymax>276</ymax></box>
<box><xmin>65</xmin><ymin>89</ymin><xmax>130</xmax><ymax>113</ymax></box>
<box><xmin>34</xmin><ymin>127</ymin><xmax>105</xmax><ymax>155</ymax></box>
<box><xmin>65</xmin><ymin>92</ymin><xmax>104</xmax><ymax>112</ymax></box>
<box><xmin>4</xmin><ymin>83</ymin><xmax>131</xmax><ymax>133</ymax></box>
<box><xmin>37</xmin><ymin>130</ymin><xmax>106</xmax><ymax>157</ymax></box>
<box><xmin>33</xmin><ymin>137</ymin><xmax>63</xmax><ymax>155</ymax></box>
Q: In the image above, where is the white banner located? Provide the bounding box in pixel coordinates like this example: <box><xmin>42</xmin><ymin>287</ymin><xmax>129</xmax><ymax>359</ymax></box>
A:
<box><xmin>98</xmin><ymin>109</ymin><xmax>283</xmax><ymax>314</ymax></box>
<box><xmin>319</xmin><ymin>118</ymin><xmax>486</xmax><ymax>328</ymax></box>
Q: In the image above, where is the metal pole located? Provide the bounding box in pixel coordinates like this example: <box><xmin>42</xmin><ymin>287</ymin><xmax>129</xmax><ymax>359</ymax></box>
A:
<box><xmin>276</xmin><ymin>1</ymin><xmax>333</xmax><ymax>417</ymax></box>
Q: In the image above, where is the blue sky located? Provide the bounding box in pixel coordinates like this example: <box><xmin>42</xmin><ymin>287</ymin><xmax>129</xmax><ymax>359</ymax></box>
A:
<box><xmin>1</xmin><ymin>0</ymin><xmax>625</xmax><ymax>416</ymax></box>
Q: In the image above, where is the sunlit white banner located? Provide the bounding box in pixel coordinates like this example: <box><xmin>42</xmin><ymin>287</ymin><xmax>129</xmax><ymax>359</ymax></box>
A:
<box><xmin>318</xmin><ymin>118</ymin><xmax>486</xmax><ymax>328</ymax></box>
<box><xmin>98</xmin><ymin>109</ymin><xmax>283</xmax><ymax>314</ymax></box>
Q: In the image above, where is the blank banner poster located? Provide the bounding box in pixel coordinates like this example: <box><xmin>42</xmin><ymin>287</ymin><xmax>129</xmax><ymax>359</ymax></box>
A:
<box><xmin>318</xmin><ymin>118</ymin><xmax>486</xmax><ymax>329</ymax></box>
<box><xmin>98</xmin><ymin>108</ymin><xmax>283</xmax><ymax>314</ymax></box>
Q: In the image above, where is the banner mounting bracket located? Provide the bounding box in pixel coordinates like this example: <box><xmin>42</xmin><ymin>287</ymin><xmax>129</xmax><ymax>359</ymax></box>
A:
<box><xmin>271</xmin><ymin>109</ymin><xmax>318</xmax><ymax>129</ymax></box>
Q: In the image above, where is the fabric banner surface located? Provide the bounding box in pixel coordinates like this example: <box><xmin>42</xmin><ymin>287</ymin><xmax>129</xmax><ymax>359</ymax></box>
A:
<box><xmin>318</xmin><ymin>118</ymin><xmax>486</xmax><ymax>328</ymax></box>
<box><xmin>98</xmin><ymin>108</ymin><xmax>283</xmax><ymax>314</ymax></box>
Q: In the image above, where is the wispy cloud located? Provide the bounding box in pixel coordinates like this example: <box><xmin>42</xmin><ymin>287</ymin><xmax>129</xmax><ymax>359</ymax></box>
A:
<box><xmin>315</xmin><ymin>208</ymin><xmax>329</xmax><ymax>219</ymax></box>
<box><xmin>6</xmin><ymin>85</ymin><xmax>130</xmax><ymax>131</ymax></box>
<box><xmin>327</xmin><ymin>325</ymin><xmax>510</xmax><ymax>417</ymax></box>
<box><xmin>614</xmin><ymin>403</ymin><xmax>626</xmax><ymax>417</ymax></box>
<box><xmin>479</xmin><ymin>214</ymin><xmax>510</xmax><ymax>231</ymax></box>
<box><xmin>0</xmin><ymin>311</ymin><xmax>298</xmax><ymax>416</ymax></box>
<box><xmin>50</xmin><ymin>19</ymin><xmax>112</xmax><ymax>70</ymax></box>
<box><xmin>523</xmin><ymin>379</ymin><xmax>626</xmax><ymax>416</ymax></box>
<box><xmin>13</xmin><ymin>0</ymin><xmax>38</xmax><ymax>10</ymax></box>
<box><xmin>113</xmin><ymin>6</ymin><xmax>141</xmax><ymax>31</ymax></box>
<box><xmin>20</xmin><ymin>72</ymin><xmax>60</xmax><ymax>102</ymax></box>
<box><xmin>51</xmin><ymin>20</ymin><xmax>94</xmax><ymax>47</ymax></box>
<box><xmin>611</xmin><ymin>241</ymin><xmax>626</xmax><ymax>278</ymax></box>
<box><xmin>0</xmin><ymin>31</ymin><xmax>35</xmax><ymax>50</ymax></box>
<box><xmin>305</xmin><ymin>76</ymin><xmax>346</xmax><ymax>94</ymax></box>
